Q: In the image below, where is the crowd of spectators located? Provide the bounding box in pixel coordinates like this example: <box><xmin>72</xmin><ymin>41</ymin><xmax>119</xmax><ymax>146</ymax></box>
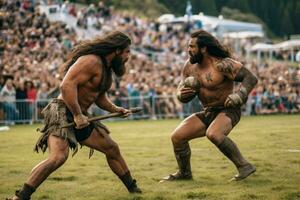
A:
<box><xmin>0</xmin><ymin>0</ymin><xmax>299</xmax><ymax>123</ymax></box>
<box><xmin>0</xmin><ymin>0</ymin><xmax>77</xmax><ymax>122</ymax></box>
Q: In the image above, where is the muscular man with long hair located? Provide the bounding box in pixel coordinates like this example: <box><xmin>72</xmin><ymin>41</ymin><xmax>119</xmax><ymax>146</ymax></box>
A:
<box><xmin>8</xmin><ymin>31</ymin><xmax>141</xmax><ymax>200</ymax></box>
<box><xmin>161</xmin><ymin>30</ymin><xmax>257</xmax><ymax>182</ymax></box>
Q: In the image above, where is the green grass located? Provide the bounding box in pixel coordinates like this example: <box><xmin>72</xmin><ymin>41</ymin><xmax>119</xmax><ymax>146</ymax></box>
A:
<box><xmin>0</xmin><ymin>115</ymin><xmax>300</xmax><ymax>200</ymax></box>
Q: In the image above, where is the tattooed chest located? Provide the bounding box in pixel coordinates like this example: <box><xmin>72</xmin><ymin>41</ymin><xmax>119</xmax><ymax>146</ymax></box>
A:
<box><xmin>198</xmin><ymin>71</ymin><xmax>224</xmax><ymax>88</ymax></box>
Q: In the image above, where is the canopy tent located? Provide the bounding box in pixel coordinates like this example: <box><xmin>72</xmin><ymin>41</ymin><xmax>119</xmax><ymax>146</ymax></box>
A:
<box><xmin>250</xmin><ymin>40</ymin><xmax>300</xmax><ymax>63</ymax></box>
<box><xmin>157</xmin><ymin>13</ymin><xmax>264</xmax><ymax>37</ymax></box>
<box><xmin>250</xmin><ymin>40</ymin><xmax>300</xmax><ymax>52</ymax></box>
<box><xmin>223</xmin><ymin>31</ymin><xmax>264</xmax><ymax>39</ymax></box>
<box><xmin>157</xmin><ymin>14</ymin><xmax>176</xmax><ymax>23</ymax></box>
<box><xmin>250</xmin><ymin>43</ymin><xmax>274</xmax><ymax>51</ymax></box>
<box><xmin>273</xmin><ymin>40</ymin><xmax>300</xmax><ymax>50</ymax></box>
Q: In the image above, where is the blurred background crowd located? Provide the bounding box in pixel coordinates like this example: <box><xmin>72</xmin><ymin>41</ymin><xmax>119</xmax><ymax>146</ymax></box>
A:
<box><xmin>0</xmin><ymin>0</ymin><xmax>299</xmax><ymax>124</ymax></box>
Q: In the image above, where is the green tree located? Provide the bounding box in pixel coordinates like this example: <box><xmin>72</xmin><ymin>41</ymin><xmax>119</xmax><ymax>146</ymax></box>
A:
<box><xmin>191</xmin><ymin>0</ymin><xmax>217</xmax><ymax>16</ymax></box>
<box><xmin>73</xmin><ymin>0</ymin><xmax>300</xmax><ymax>37</ymax></box>
<box><xmin>157</xmin><ymin>0</ymin><xmax>185</xmax><ymax>15</ymax></box>
<box><xmin>220</xmin><ymin>7</ymin><xmax>274</xmax><ymax>37</ymax></box>
<box><xmin>281</xmin><ymin>9</ymin><xmax>294</xmax><ymax>37</ymax></box>
<box><xmin>226</xmin><ymin>0</ymin><xmax>250</xmax><ymax>13</ymax></box>
<box><xmin>292</xmin><ymin>1</ymin><xmax>300</xmax><ymax>34</ymax></box>
<box><xmin>97</xmin><ymin>0</ymin><xmax>169</xmax><ymax>17</ymax></box>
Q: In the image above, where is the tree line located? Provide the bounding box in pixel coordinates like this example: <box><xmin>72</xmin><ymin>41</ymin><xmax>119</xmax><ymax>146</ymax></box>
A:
<box><xmin>158</xmin><ymin>0</ymin><xmax>300</xmax><ymax>38</ymax></box>
<box><xmin>72</xmin><ymin>0</ymin><xmax>300</xmax><ymax>38</ymax></box>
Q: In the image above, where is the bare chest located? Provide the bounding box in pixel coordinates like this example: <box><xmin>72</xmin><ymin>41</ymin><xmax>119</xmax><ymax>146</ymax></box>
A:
<box><xmin>77</xmin><ymin>76</ymin><xmax>104</xmax><ymax>110</ymax></box>
<box><xmin>85</xmin><ymin>76</ymin><xmax>102</xmax><ymax>92</ymax></box>
<box><xmin>190</xmin><ymin>68</ymin><xmax>225</xmax><ymax>89</ymax></box>
<box><xmin>189</xmin><ymin>66</ymin><xmax>233</xmax><ymax>107</ymax></box>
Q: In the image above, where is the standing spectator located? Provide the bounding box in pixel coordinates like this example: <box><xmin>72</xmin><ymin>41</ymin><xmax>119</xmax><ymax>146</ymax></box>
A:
<box><xmin>37</xmin><ymin>82</ymin><xmax>49</xmax><ymax>107</ymax></box>
<box><xmin>129</xmin><ymin>83</ymin><xmax>141</xmax><ymax>108</ymax></box>
<box><xmin>60</xmin><ymin>0</ymin><xmax>69</xmax><ymax>14</ymax></box>
<box><xmin>36</xmin><ymin>82</ymin><xmax>50</xmax><ymax>119</ymax></box>
<box><xmin>0</xmin><ymin>78</ymin><xmax>19</xmax><ymax>124</ymax></box>
<box><xmin>25</xmin><ymin>80</ymin><xmax>37</xmax><ymax>124</ymax></box>
<box><xmin>68</xmin><ymin>3</ymin><xmax>77</xmax><ymax>17</ymax></box>
<box><xmin>16</xmin><ymin>80</ymin><xmax>29</xmax><ymax>121</ymax></box>
<box><xmin>0</xmin><ymin>74</ymin><xmax>5</xmax><ymax>91</ymax></box>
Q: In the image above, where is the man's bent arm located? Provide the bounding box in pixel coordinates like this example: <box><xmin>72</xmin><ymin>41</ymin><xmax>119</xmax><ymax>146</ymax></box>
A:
<box><xmin>95</xmin><ymin>93</ymin><xmax>119</xmax><ymax>113</ymax></box>
<box><xmin>60</xmin><ymin>81</ymin><xmax>81</xmax><ymax>116</ymax></box>
<box><xmin>234</xmin><ymin>67</ymin><xmax>258</xmax><ymax>98</ymax></box>
<box><xmin>177</xmin><ymin>60</ymin><xmax>192</xmax><ymax>103</ymax></box>
<box><xmin>216</xmin><ymin>58</ymin><xmax>258</xmax><ymax>100</ymax></box>
<box><xmin>60</xmin><ymin>55</ymin><xmax>100</xmax><ymax>116</ymax></box>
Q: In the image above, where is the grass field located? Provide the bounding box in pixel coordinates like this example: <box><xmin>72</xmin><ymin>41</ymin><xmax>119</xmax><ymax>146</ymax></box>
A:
<box><xmin>0</xmin><ymin>115</ymin><xmax>300</xmax><ymax>200</ymax></box>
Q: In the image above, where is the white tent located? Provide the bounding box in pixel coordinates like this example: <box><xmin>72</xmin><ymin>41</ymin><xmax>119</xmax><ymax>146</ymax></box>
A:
<box><xmin>157</xmin><ymin>14</ymin><xmax>176</xmax><ymax>23</ymax></box>
<box><xmin>273</xmin><ymin>40</ymin><xmax>300</xmax><ymax>50</ymax></box>
<box><xmin>250</xmin><ymin>43</ymin><xmax>274</xmax><ymax>51</ymax></box>
<box><xmin>250</xmin><ymin>40</ymin><xmax>300</xmax><ymax>52</ymax></box>
<box><xmin>250</xmin><ymin>40</ymin><xmax>300</xmax><ymax>63</ymax></box>
<box><xmin>223</xmin><ymin>31</ymin><xmax>264</xmax><ymax>39</ymax></box>
<box><xmin>157</xmin><ymin>13</ymin><xmax>264</xmax><ymax>37</ymax></box>
<box><xmin>192</xmin><ymin>14</ymin><xmax>263</xmax><ymax>36</ymax></box>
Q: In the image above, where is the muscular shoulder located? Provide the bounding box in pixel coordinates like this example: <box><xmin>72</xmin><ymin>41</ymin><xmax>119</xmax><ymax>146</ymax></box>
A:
<box><xmin>63</xmin><ymin>55</ymin><xmax>102</xmax><ymax>84</ymax></box>
<box><xmin>182</xmin><ymin>59</ymin><xmax>194</xmax><ymax>77</ymax></box>
<box><xmin>215</xmin><ymin>57</ymin><xmax>242</xmax><ymax>80</ymax></box>
<box><xmin>70</xmin><ymin>55</ymin><xmax>102</xmax><ymax>75</ymax></box>
<box><xmin>76</xmin><ymin>55</ymin><xmax>102</xmax><ymax>70</ymax></box>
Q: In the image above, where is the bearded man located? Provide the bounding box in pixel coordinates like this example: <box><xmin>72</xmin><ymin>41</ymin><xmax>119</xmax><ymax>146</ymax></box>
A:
<box><xmin>8</xmin><ymin>31</ymin><xmax>141</xmax><ymax>200</ymax></box>
<box><xmin>161</xmin><ymin>30</ymin><xmax>257</xmax><ymax>183</ymax></box>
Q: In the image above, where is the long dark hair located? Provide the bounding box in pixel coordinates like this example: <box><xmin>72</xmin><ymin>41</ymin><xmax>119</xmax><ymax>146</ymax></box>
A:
<box><xmin>191</xmin><ymin>30</ymin><xmax>231</xmax><ymax>58</ymax></box>
<box><xmin>62</xmin><ymin>31</ymin><xmax>131</xmax><ymax>73</ymax></box>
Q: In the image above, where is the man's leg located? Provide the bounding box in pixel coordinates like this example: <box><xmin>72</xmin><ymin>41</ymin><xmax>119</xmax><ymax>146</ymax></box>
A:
<box><xmin>206</xmin><ymin>113</ymin><xmax>256</xmax><ymax>181</ymax></box>
<box><xmin>8</xmin><ymin>135</ymin><xmax>69</xmax><ymax>200</ymax></box>
<box><xmin>80</xmin><ymin>128</ymin><xmax>141</xmax><ymax>193</ymax></box>
<box><xmin>161</xmin><ymin>114</ymin><xmax>206</xmax><ymax>181</ymax></box>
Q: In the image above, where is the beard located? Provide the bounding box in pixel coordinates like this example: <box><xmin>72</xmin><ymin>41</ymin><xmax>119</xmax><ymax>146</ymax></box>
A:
<box><xmin>111</xmin><ymin>56</ymin><xmax>126</xmax><ymax>77</ymax></box>
<box><xmin>189</xmin><ymin>51</ymin><xmax>203</xmax><ymax>64</ymax></box>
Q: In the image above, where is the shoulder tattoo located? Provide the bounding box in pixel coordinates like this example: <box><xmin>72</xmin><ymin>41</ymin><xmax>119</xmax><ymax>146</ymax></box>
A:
<box><xmin>216</xmin><ymin>58</ymin><xmax>239</xmax><ymax>79</ymax></box>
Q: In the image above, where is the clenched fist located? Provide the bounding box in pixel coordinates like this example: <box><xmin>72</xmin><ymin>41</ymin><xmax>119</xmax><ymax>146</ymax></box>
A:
<box><xmin>114</xmin><ymin>106</ymin><xmax>131</xmax><ymax>118</ymax></box>
<box><xmin>74</xmin><ymin>114</ymin><xmax>90</xmax><ymax>129</ymax></box>
<box><xmin>184</xmin><ymin>76</ymin><xmax>201</xmax><ymax>90</ymax></box>
<box><xmin>224</xmin><ymin>87</ymin><xmax>248</xmax><ymax>108</ymax></box>
<box><xmin>177</xmin><ymin>87</ymin><xmax>196</xmax><ymax>103</ymax></box>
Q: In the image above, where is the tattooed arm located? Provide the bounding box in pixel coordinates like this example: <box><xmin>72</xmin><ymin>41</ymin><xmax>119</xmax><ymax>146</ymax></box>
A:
<box><xmin>216</xmin><ymin>58</ymin><xmax>258</xmax><ymax>107</ymax></box>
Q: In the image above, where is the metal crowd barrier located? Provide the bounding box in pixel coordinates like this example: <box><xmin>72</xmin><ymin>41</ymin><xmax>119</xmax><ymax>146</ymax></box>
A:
<box><xmin>0</xmin><ymin>96</ymin><xmax>203</xmax><ymax>125</ymax></box>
